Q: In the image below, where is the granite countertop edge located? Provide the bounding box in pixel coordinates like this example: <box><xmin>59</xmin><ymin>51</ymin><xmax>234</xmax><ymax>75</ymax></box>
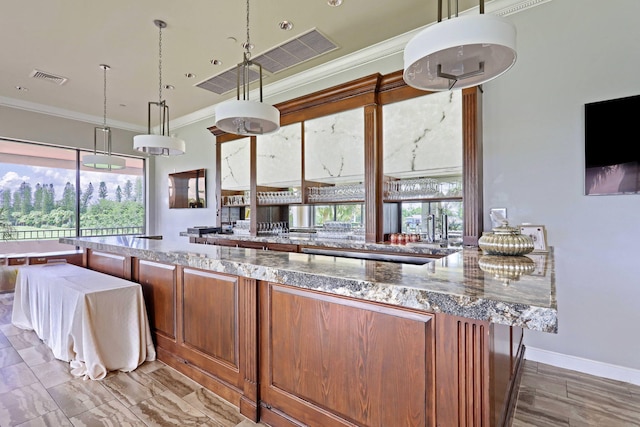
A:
<box><xmin>60</xmin><ymin>237</ymin><xmax>558</xmax><ymax>333</ymax></box>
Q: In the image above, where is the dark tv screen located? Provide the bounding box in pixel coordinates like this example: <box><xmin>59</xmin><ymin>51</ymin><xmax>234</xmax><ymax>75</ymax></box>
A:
<box><xmin>585</xmin><ymin>94</ymin><xmax>639</xmax><ymax>195</ymax></box>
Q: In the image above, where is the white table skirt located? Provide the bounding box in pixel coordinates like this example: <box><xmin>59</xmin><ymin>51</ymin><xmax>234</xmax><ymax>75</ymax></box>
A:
<box><xmin>12</xmin><ymin>263</ymin><xmax>156</xmax><ymax>380</ymax></box>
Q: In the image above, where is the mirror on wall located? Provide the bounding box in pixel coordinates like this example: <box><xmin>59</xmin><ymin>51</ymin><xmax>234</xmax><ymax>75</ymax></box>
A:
<box><xmin>168</xmin><ymin>168</ymin><xmax>207</xmax><ymax>208</ymax></box>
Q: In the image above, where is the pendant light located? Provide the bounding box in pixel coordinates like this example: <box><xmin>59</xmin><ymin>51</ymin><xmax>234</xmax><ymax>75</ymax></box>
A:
<box><xmin>82</xmin><ymin>64</ymin><xmax>126</xmax><ymax>170</ymax></box>
<box><xmin>403</xmin><ymin>0</ymin><xmax>516</xmax><ymax>91</ymax></box>
<box><xmin>133</xmin><ymin>19</ymin><xmax>185</xmax><ymax>155</ymax></box>
<box><xmin>214</xmin><ymin>0</ymin><xmax>280</xmax><ymax>135</ymax></box>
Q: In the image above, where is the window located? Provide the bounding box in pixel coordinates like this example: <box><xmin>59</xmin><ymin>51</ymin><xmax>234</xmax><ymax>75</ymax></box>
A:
<box><xmin>0</xmin><ymin>139</ymin><xmax>145</xmax><ymax>241</ymax></box>
<box><xmin>313</xmin><ymin>204</ymin><xmax>363</xmax><ymax>226</ymax></box>
<box><xmin>401</xmin><ymin>201</ymin><xmax>462</xmax><ymax>244</ymax></box>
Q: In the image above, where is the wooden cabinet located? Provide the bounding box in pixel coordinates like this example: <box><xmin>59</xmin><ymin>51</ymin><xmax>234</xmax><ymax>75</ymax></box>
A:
<box><xmin>137</xmin><ymin>260</ymin><xmax>177</xmax><ymax>343</ymax></box>
<box><xmin>134</xmin><ymin>259</ymin><xmax>260</xmax><ymax>421</ymax></box>
<box><xmin>7</xmin><ymin>256</ymin><xmax>27</xmax><ymax>266</ymax></box>
<box><xmin>86</xmin><ymin>249</ymin><xmax>131</xmax><ymax>279</ymax></box>
<box><xmin>265</xmin><ymin>242</ymin><xmax>299</xmax><ymax>252</ymax></box>
<box><xmin>259</xmin><ymin>282</ymin><xmax>522</xmax><ymax>427</ymax></box>
<box><xmin>85</xmin><ymin>250</ymin><xmax>522</xmax><ymax>426</ymax></box>
<box><xmin>28</xmin><ymin>252</ymin><xmax>83</xmax><ymax>266</ymax></box>
<box><xmin>260</xmin><ymin>282</ymin><xmax>435</xmax><ymax>427</ymax></box>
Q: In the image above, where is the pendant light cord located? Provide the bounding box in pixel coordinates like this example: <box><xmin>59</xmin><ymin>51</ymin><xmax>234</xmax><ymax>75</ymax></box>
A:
<box><xmin>158</xmin><ymin>23</ymin><xmax>163</xmax><ymax>127</ymax></box>
<box><xmin>102</xmin><ymin>66</ymin><xmax>108</xmax><ymax>128</ymax></box>
<box><xmin>245</xmin><ymin>0</ymin><xmax>251</xmax><ymax>60</ymax></box>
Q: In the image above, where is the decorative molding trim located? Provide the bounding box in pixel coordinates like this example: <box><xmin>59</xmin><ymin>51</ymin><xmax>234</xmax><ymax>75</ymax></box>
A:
<box><xmin>526</xmin><ymin>347</ymin><xmax>640</xmax><ymax>386</ymax></box>
<box><xmin>490</xmin><ymin>0</ymin><xmax>552</xmax><ymax>17</ymax></box>
<box><xmin>0</xmin><ymin>96</ymin><xmax>145</xmax><ymax>133</ymax></box>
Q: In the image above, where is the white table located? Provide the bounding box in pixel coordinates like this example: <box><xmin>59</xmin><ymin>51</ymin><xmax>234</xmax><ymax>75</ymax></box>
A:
<box><xmin>11</xmin><ymin>263</ymin><xmax>156</xmax><ymax>380</ymax></box>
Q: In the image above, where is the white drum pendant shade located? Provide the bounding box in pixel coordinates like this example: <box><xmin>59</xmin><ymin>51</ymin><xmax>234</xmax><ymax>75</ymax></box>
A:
<box><xmin>133</xmin><ymin>134</ymin><xmax>185</xmax><ymax>156</ymax></box>
<box><xmin>403</xmin><ymin>14</ymin><xmax>516</xmax><ymax>91</ymax></box>
<box><xmin>215</xmin><ymin>99</ymin><xmax>280</xmax><ymax>136</ymax></box>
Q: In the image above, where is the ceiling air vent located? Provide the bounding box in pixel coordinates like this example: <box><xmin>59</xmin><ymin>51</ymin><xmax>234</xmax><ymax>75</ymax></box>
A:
<box><xmin>197</xmin><ymin>29</ymin><xmax>337</xmax><ymax>95</ymax></box>
<box><xmin>254</xmin><ymin>29</ymin><xmax>337</xmax><ymax>74</ymax></box>
<box><xmin>30</xmin><ymin>69</ymin><xmax>68</xmax><ymax>86</ymax></box>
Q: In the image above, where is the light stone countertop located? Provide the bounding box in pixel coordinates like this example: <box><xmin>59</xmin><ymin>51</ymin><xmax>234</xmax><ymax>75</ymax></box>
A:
<box><xmin>60</xmin><ymin>236</ymin><xmax>558</xmax><ymax>333</ymax></box>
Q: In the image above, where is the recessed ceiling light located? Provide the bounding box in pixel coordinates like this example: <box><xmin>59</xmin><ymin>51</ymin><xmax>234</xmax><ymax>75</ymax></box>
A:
<box><xmin>210</xmin><ymin>59</ymin><xmax>222</xmax><ymax>65</ymax></box>
<box><xmin>279</xmin><ymin>20</ymin><xmax>293</xmax><ymax>31</ymax></box>
<box><xmin>119</xmin><ymin>104</ymin><xmax>127</xmax><ymax>107</ymax></box>
<box><xmin>327</xmin><ymin>0</ymin><xmax>343</xmax><ymax>6</ymax></box>
<box><xmin>227</xmin><ymin>36</ymin><xmax>237</xmax><ymax>43</ymax></box>
<box><xmin>15</xmin><ymin>86</ymin><xmax>29</xmax><ymax>91</ymax></box>
<box><xmin>185</xmin><ymin>73</ymin><xmax>196</xmax><ymax>78</ymax></box>
<box><xmin>163</xmin><ymin>84</ymin><xmax>175</xmax><ymax>90</ymax></box>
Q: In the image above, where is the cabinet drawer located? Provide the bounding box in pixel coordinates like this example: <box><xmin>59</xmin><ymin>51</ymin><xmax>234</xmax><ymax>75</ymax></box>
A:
<box><xmin>28</xmin><ymin>253</ymin><xmax>83</xmax><ymax>266</ymax></box>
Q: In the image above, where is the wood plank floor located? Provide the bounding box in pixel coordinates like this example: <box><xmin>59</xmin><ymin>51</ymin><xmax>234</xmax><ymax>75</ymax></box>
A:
<box><xmin>513</xmin><ymin>359</ymin><xmax>640</xmax><ymax>426</ymax></box>
<box><xmin>0</xmin><ymin>292</ymin><xmax>267</xmax><ymax>427</ymax></box>
<box><xmin>1</xmin><ymin>291</ymin><xmax>639</xmax><ymax>426</ymax></box>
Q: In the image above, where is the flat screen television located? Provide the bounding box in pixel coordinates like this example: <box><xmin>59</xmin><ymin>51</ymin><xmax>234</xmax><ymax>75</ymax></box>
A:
<box><xmin>585</xmin><ymin>94</ymin><xmax>639</xmax><ymax>195</ymax></box>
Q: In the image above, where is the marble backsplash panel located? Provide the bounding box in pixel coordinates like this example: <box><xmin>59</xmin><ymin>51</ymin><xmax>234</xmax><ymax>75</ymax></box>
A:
<box><xmin>257</xmin><ymin>123</ymin><xmax>302</xmax><ymax>187</ymax></box>
<box><xmin>383</xmin><ymin>91</ymin><xmax>462</xmax><ymax>178</ymax></box>
<box><xmin>221</xmin><ymin>137</ymin><xmax>251</xmax><ymax>190</ymax></box>
<box><xmin>305</xmin><ymin>108</ymin><xmax>365</xmax><ymax>183</ymax></box>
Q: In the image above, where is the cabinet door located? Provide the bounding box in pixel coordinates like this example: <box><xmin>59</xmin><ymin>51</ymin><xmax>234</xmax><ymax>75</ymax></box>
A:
<box><xmin>180</xmin><ymin>269</ymin><xmax>240</xmax><ymax>385</ymax></box>
<box><xmin>138</xmin><ymin>260</ymin><xmax>177</xmax><ymax>343</ymax></box>
<box><xmin>87</xmin><ymin>250</ymin><xmax>130</xmax><ymax>279</ymax></box>
<box><xmin>260</xmin><ymin>283</ymin><xmax>434</xmax><ymax>427</ymax></box>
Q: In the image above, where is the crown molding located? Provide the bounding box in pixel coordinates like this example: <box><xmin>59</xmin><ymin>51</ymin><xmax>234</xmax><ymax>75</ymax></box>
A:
<box><xmin>490</xmin><ymin>0</ymin><xmax>552</xmax><ymax>16</ymax></box>
<box><xmin>0</xmin><ymin>96</ymin><xmax>145</xmax><ymax>133</ymax></box>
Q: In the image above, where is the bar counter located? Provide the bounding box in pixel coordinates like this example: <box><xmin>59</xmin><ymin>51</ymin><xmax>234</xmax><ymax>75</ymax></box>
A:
<box><xmin>60</xmin><ymin>236</ymin><xmax>557</xmax><ymax>333</ymax></box>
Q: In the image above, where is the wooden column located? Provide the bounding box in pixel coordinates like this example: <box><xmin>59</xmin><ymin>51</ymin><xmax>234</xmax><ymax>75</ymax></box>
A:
<box><xmin>215</xmin><ymin>140</ymin><xmax>222</xmax><ymax>227</ymax></box>
<box><xmin>435</xmin><ymin>313</ymin><xmax>491</xmax><ymax>427</ymax></box>
<box><xmin>364</xmin><ymin>97</ymin><xmax>383</xmax><ymax>243</ymax></box>
<box><xmin>462</xmin><ymin>87</ymin><xmax>483</xmax><ymax>246</ymax></box>
<box><xmin>249</xmin><ymin>136</ymin><xmax>257</xmax><ymax>236</ymax></box>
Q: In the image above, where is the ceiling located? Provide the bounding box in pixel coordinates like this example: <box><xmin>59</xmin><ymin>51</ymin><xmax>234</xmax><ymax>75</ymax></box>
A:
<box><xmin>0</xmin><ymin>0</ymin><xmax>495</xmax><ymax>131</ymax></box>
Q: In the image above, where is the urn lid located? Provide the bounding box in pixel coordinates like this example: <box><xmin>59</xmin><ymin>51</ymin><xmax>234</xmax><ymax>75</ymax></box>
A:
<box><xmin>491</xmin><ymin>220</ymin><xmax>521</xmax><ymax>235</ymax></box>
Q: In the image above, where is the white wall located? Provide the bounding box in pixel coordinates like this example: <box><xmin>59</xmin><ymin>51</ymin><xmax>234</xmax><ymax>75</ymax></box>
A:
<box><xmin>149</xmin><ymin>119</ymin><xmax>217</xmax><ymax>237</ymax></box>
<box><xmin>0</xmin><ymin>106</ymin><xmax>139</xmax><ymax>156</ymax></box>
<box><xmin>482</xmin><ymin>0</ymin><xmax>640</xmax><ymax>374</ymax></box>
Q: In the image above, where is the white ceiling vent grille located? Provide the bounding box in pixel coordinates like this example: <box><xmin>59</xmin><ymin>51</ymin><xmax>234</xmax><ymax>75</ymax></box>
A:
<box><xmin>30</xmin><ymin>69</ymin><xmax>68</xmax><ymax>86</ymax></box>
<box><xmin>197</xmin><ymin>29</ymin><xmax>337</xmax><ymax>95</ymax></box>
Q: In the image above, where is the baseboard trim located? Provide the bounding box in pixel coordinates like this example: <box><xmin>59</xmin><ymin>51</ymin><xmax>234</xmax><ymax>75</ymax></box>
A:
<box><xmin>525</xmin><ymin>347</ymin><xmax>640</xmax><ymax>386</ymax></box>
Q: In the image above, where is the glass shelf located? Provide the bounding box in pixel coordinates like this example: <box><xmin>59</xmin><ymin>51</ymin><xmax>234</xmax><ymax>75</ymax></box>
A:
<box><xmin>307</xmin><ymin>183</ymin><xmax>364</xmax><ymax>203</ymax></box>
<box><xmin>257</xmin><ymin>189</ymin><xmax>301</xmax><ymax>205</ymax></box>
<box><xmin>383</xmin><ymin>177</ymin><xmax>462</xmax><ymax>202</ymax></box>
